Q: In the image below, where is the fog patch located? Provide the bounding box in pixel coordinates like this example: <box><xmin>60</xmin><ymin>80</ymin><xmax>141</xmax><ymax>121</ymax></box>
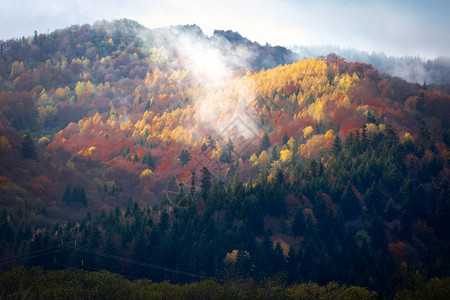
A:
<box><xmin>147</xmin><ymin>25</ymin><xmax>259</xmax><ymax>140</ymax></box>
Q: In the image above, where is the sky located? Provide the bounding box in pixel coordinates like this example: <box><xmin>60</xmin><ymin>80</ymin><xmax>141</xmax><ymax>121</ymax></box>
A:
<box><xmin>1</xmin><ymin>0</ymin><xmax>449</xmax><ymax>59</ymax></box>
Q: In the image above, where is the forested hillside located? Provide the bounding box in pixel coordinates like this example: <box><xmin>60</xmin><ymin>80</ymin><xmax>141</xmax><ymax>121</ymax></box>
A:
<box><xmin>0</xmin><ymin>19</ymin><xmax>449</xmax><ymax>298</ymax></box>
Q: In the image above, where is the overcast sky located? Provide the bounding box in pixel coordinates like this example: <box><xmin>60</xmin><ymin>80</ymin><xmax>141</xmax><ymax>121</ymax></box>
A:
<box><xmin>1</xmin><ymin>0</ymin><xmax>449</xmax><ymax>58</ymax></box>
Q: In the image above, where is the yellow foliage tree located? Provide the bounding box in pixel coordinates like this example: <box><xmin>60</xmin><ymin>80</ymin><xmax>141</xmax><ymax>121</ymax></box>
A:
<box><xmin>75</xmin><ymin>81</ymin><xmax>95</xmax><ymax>102</ymax></box>
<box><xmin>140</xmin><ymin>169</ymin><xmax>154</xmax><ymax>179</ymax></box>
<box><xmin>303</xmin><ymin>126</ymin><xmax>314</xmax><ymax>138</ymax></box>
<box><xmin>258</xmin><ymin>150</ymin><xmax>270</xmax><ymax>166</ymax></box>
<box><xmin>224</xmin><ymin>249</ymin><xmax>239</xmax><ymax>264</ymax></box>
<box><xmin>324</xmin><ymin>129</ymin><xmax>335</xmax><ymax>149</ymax></box>
<box><xmin>287</xmin><ymin>137</ymin><xmax>295</xmax><ymax>150</ymax></box>
<box><xmin>403</xmin><ymin>132</ymin><xmax>413</xmax><ymax>142</ymax></box>
<box><xmin>55</xmin><ymin>86</ymin><xmax>71</xmax><ymax>99</ymax></box>
<box><xmin>298</xmin><ymin>130</ymin><xmax>335</xmax><ymax>159</ymax></box>
<box><xmin>38</xmin><ymin>89</ymin><xmax>48</xmax><ymax>104</ymax></box>
<box><xmin>365</xmin><ymin>123</ymin><xmax>378</xmax><ymax>135</ymax></box>
<box><xmin>79</xmin><ymin>146</ymin><xmax>96</xmax><ymax>157</ymax></box>
<box><xmin>61</xmin><ymin>57</ymin><xmax>67</xmax><ymax>70</ymax></box>
<box><xmin>38</xmin><ymin>137</ymin><xmax>50</xmax><ymax>146</ymax></box>
<box><xmin>82</xmin><ymin>58</ymin><xmax>90</xmax><ymax>68</ymax></box>
<box><xmin>249</xmin><ymin>153</ymin><xmax>258</xmax><ymax>166</ymax></box>
<box><xmin>280</xmin><ymin>149</ymin><xmax>293</xmax><ymax>164</ymax></box>
<box><xmin>9</xmin><ymin>61</ymin><xmax>24</xmax><ymax>78</ymax></box>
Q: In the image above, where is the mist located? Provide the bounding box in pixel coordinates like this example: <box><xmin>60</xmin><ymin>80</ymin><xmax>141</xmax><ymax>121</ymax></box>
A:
<box><xmin>147</xmin><ymin>26</ymin><xmax>261</xmax><ymax>143</ymax></box>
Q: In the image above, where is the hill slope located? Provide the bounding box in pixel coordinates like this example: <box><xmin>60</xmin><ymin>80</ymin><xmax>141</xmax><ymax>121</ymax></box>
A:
<box><xmin>0</xmin><ymin>19</ymin><xmax>449</xmax><ymax>297</ymax></box>
<box><xmin>0</xmin><ymin>20</ymin><xmax>448</xmax><ymax>218</ymax></box>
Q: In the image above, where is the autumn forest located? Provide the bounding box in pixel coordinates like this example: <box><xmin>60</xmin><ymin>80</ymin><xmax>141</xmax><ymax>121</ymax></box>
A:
<box><xmin>0</xmin><ymin>19</ymin><xmax>449</xmax><ymax>298</ymax></box>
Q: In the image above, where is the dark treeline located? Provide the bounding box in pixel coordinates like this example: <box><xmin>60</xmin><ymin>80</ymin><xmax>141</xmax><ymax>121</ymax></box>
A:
<box><xmin>0</xmin><ymin>266</ymin><xmax>448</xmax><ymax>299</ymax></box>
<box><xmin>0</xmin><ymin>266</ymin><xmax>378</xmax><ymax>299</ymax></box>
<box><xmin>1</xmin><ymin>125</ymin><xmax>449</xmax><ymax>298</ymax></box>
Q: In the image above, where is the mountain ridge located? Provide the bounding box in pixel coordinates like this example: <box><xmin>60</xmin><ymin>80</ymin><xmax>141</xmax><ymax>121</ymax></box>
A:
<box><xmin>3</xmin><ymin>18</ymin><xmax>450</xmax><ymax>86</ymax></box>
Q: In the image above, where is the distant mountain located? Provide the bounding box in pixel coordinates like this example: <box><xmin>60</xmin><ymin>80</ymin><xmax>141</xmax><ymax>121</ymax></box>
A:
<box><xmin>291</xmin><ymin>44</ymin><xmax>450</xmax><ymax>85</ymax></box>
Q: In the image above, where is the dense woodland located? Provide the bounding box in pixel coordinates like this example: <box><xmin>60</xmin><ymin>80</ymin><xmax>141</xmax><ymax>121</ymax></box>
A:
<box><xmin>0</xmin><ymin>19</ymin><xmax>449</xmax><ymax>298</ymax></box>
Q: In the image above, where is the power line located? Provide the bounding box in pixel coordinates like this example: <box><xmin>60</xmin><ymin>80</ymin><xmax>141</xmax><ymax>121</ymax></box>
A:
<box><xmin>1</xmin><ymin>243</ymin><xmax>213</xmax><ymax>281</ymax></box>
<box><xmin>0</xmin><ymin>247</ymin><xmax>70</xmax><ymax>266</ymax></box>
<box><xmin>0</xmin><ymin>245</ymin><xmax>61</xmax><ymax>262</ymax></box>
<box><xmin>73</xmin><ymin>246</ymin><xmax>211</xmax><ymax>280</ymax></box>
